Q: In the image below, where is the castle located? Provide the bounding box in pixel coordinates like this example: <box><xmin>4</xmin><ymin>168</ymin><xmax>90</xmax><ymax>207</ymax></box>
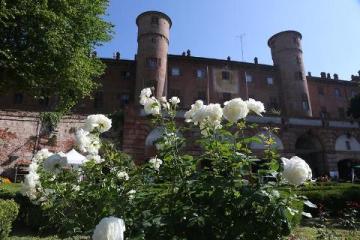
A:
<box><xmin>1</xmin><ymin>11</ymin><xmax>360</xmax><ymax>180</ymax></box>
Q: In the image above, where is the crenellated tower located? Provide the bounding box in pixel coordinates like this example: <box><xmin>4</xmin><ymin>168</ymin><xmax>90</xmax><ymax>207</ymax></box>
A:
<box><xmin>268</xmin><ymin>31</ymin><xmax>312</xmax><ymax>117</ymax></box>
<box><xmin>135</xmin><ymin>11</ymin><xmax>172</xmax><ymax>99</ymax></box>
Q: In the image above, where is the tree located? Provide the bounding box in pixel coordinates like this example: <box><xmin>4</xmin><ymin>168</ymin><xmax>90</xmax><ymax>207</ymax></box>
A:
<box><xmin>348</xmin><ymin>94</ymin><xmax>360</xmax><ymax>119</ymax></box>
<box><xmin>0</xmin><ymin>0</ymin><xmax>112</xmax><ymax>116</ymax></box>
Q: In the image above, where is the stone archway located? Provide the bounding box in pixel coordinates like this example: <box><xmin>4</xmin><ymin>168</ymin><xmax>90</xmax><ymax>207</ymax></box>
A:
<box><xmin>295</xmin><ymin>133</ymin><xmax>325</xmax><ymax>178</ymax></box>
<box><xmin>338</xmin><ymin>159</ymin><xmax>360</xmax><ymax>181</ymax></box>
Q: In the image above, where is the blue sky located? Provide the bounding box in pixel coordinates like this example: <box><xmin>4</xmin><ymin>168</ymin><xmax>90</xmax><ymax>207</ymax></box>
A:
<box><xmin>96</xmin><ymin>0</ymin><xmax>360</xmax><ymax>80</ymax></box>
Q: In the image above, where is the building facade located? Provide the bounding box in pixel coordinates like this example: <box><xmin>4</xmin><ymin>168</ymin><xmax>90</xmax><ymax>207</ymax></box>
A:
<box><xmin>1</xmin><ymin>11</ymin><xmax>360</xmax><ymax>180</ymax></box>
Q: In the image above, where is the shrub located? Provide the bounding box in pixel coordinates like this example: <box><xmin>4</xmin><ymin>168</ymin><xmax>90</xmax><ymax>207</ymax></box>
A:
<box><xmin>20</xmin><ymin>90</ymin><xmax>314</xmax><ymax>239</ymax></box>
<box><xmin>0</xmin><ymin>199</ymin><xmax>19</xmax><ymax>239</ymax></box>
<box><xmin>297</xmin><ymin>183</ymin><xmax>360</xmax><ymax>216</ymax></box>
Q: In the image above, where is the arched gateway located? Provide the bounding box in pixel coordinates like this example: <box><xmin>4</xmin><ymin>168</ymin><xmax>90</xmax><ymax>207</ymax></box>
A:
<box><xmin>295</xmin><ymin>133</ymin><xmax>325</xmax><ymax>178</ymax></box>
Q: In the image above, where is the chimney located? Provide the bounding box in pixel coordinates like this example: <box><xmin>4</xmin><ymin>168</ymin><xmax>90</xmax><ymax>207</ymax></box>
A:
<box><xmin>115</xmin><ymin>52</ymin><xmax>120</xmax><ymax>60</ymax></box>
<box><xmin>333</xmin><ymin>73</ymin><xmax>338</xmax><ymax>80</ymax></box>
<box><xmin>320</xmin><ymin>72</ymin><xmax>326</xmax><ymax>78</ymax></box>
<box><xmin>308</xmin><ymin>71</ymin><xmax>312</xmax><ymax>77</ymax></box>
<box><xmin>186</xmin><ymin>49</ymin><xmax>191</xmax><ymax>57</ymax></box>
<box><xmin>326</xmin><ymin>73</ymin><xmax>331</xmax><ymax>79</ymax></box>
<box><xmin>227</xmin><ymin>56</ymin><xmax>231</xmax><ymax>61</ymax></box>
<box><xmin>254</xmin><ymin>57</ymin><xmax>258</xmax><ymax>64</ymax></box>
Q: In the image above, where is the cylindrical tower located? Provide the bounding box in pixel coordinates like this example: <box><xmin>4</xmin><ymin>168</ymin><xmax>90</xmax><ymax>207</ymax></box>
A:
<box><xmin>268</xmin><ymin>30</ymin><xmax>312</xmax><ymax>117</ymax></box>
<box><xmin>135</xmin><ymin>11</ymin><xmax>172</xmax><ymax>99</ymax></box>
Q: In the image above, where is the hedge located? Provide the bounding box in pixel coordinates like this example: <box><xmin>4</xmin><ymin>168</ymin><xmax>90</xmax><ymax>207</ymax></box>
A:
<box><xmin>0</xmin><ymin>183</ymin><xmax>49</xmax><ymax>232</ymax></box>
<box><xmin>297</xmin><ymin>182</ymin><xmax>360</xmax><ymax>216</ymax></box>
<box><xmin>0</xmin><ymin>199</ymin><xmax>19</xmax><ymax>239</ymax></box>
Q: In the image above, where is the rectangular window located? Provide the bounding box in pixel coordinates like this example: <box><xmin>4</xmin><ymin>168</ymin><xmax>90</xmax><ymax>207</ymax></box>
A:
<box><xmin>334</xmin><ymin>88</ymin><xmax>342</xmax><ymax>97</ymax></box>
<box><xmin>296</xmin><ymin>56</ymin><xmax>301</xmax><ymax>65</ymax></box>
<box><xmin>320</xmin><ymin>106</ymin><xmax>328</xmax><ymax>118</ymax></box>
<box><xmin>269</xmin><ymin>97</ymin><xmax>279</xmax><ymax>110</ymax></box>
<box><xmin>121</xmin><ymin>94</ymin><xmax>130</xmax><ymax>105</ymax></box>
<box><xmin>301</xmin><ymin>94</ymin><xmax>309</xmax><ymax>111</ymax></box>
<box><xmin>338</xmin><ymin>107</ymin><xmax>345</xmax><ymax>119</ymax></box>
<box><xmin>245</xmin><ymin>73</ymin><xmax>252</xmax><ymax>83</ymax></box>
<box><xmin>318</xmin><ymin>86</ymin><xmax>324</xmax><ymax>96</ymax></box>
<box><xmin>121</xmin><ymin>71</ymin><xmax>131</xmax><ymax>80</ymax></box>
<box><xmin>222</xmin><ymin>92</ymin><xmax>231</xmax><ymax>102</ymax></box>
<box><xmin>13</xmin><ymin>93</ymin><xmax>23</xmax><ymax>104</ymax></box>
<box><xmin>151</xmin><ymin>16</ymin><xmax>159</xmax><ymax>25</ymax></box>
<box><xmin>295</xmin><ymin>71</ymin><xmax>303</xmax><ymax>80</ymax></box>
<box><xmin>147</xmin><ymin>58</ymin><xmax>161</xmax><ymax>69</ymax></box>
<box><xmin>222</xmin><ymin>71</ymin><xmax>230</xmax><ymax>80</ymax></box>
<box><xmin>196</xmin><ymin>69</ymin><xmax>206</xmax><ymax>79</ymax></box>
<box><xmin>171</xmin><ymin>67</ymin><xmax>181</xmax><ymax>76</ymax></box>
<box><xmin>266</xmin><ymin>77</ymin><xmax>274</xmax><ymax>85</ymax></box>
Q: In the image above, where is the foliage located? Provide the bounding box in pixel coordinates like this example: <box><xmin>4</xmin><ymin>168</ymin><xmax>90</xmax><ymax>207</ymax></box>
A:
<box><xmin>0</xmin><ymin>0</ymin><xmax>113</xmax><ymax>114</ymax></box>
<box><xmin>0</xmin><ymin>199</ymin><xmax>19</xmax><ymax>239</ymax></box>
<box><xmin>38</xmin><ymin>143</ymin><xmax>135</xmax><ymax>236</ymax></box>
<box><xmin>24</xmin><ymin>92</ymin><xmax>314</xmax><ymax>239</ymax></box>
<box><xmin>348</xmin><ymin>94</ymin><xmax>360</xmax><ymax>119</ymax></box>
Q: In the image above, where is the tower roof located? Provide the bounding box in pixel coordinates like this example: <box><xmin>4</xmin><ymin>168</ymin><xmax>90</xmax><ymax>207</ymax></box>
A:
<box><xmin>268</xmin><ymin>30</ymin><xmax>302</xmax><ymax>47</ymax></box>
<box><xmin>136</xmin><ymin>11</ymin><xmax>172</xmax><ymax>28</ymax></box>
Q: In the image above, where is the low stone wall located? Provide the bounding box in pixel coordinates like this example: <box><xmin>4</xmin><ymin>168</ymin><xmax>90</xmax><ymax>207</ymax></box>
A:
<box><xmin>0</xmin><ymin>111</ymin><xmax>86</xmax><ymax>176</ymax></box>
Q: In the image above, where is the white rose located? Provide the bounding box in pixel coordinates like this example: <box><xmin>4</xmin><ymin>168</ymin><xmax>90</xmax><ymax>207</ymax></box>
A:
<box><xmin>223</xmin><ymin>98</ymin><xmax>249</xmax><ymax>123</ymax></box>
<box><xmin>139</xmin><ymin>88</ymin><xmax>152</xmax><ymax>106</ymax></box>
<box><xmin>170</xmin><ymin>96</ymin><xmax>180</xmax><ymax>105</ymax></box>
<box><xmin>144</xmin><ymin>97</ymin><xmax>161</xmax><ymax>116</ymax></box>
<box><xmin>246</xmin><ymin>98</ymin><xmax>265</xmax><ymax>116</ymax></box>
<box><xmin>92</xmin><ymin>217</ymin><xmax>126</xmax><ymax>240</ymax></box>
<box><xmin>87</xmin><ymin>154</ymin><xmax>105</xmax><ymax>164</ymax></box>
<box><xmin>117</xmin><ymin>171</ymin><xmax>129</xmax><ymax>181</ymax></box>
<box><xmin>75</xmin><ymin>129</ymin><xmax>101</xmax><ymax>155</ymax></box>
<box><xmin>282</xmin><ymin>156</ymin><xmax>312</xmax><ymax>186</ymax></box>
<box><xmin>149</xmin><ymin>157</ymin><xmax>163</xmax><ymax>170</ymax></box>
<box><xmin>184</xmin><ymin>100</ymin><xmax>204</xmax><ymax>123</ymax></box>
<box><xmin>21</xmin><ymin>171</ymin><xmax>41</xmax><ymax>200</ymax></box>
<box><xmin>84</xmin><ymin>114</ymin><xmax>112</xmax><ymax>133</ymax></box>
<box><xmin>205</xmin><ymin>103</ymin><xmax>223</xmax><ymax>123</ymax></box>
<box><xmin>127</xmin><ymin>189</ymin><xmax>136</xmax><ymax>200</ymax></box>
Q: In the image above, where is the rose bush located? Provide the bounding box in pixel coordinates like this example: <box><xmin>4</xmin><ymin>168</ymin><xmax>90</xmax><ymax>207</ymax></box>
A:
<box><xmin>21</xmin><ymin>87</ymin><xmax>315</xmax><ymax>239</ymax></box>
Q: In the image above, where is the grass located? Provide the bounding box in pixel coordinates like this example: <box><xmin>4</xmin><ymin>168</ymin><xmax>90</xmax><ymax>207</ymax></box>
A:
<box><xmin>7</xmin><ymin>227</ymin><xmax>360</xmax><ymax>240</ymax></box>
<box><xmin>0</xmin><ymin>183</ymin><xmax>22</xmax><ymax>193</ymax></box>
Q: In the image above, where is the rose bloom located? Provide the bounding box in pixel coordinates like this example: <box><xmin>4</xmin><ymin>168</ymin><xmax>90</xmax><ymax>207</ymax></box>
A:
<box><xmin>84</xmin><ymin>114</ymin><xmax>112</xmax><ymax>133</ymax></box>
<box><xmin>246</xmin><ymin>98</ymin><xmax>265</xmax><ymax>116</ymax></box>
<box><xmin>281</xmin><ymin>156</ymin><xmax>312</xmax><ymax>186</ymax></box>
<box><xmin>149</xmin><ymin>157</ymin><xmax>163</xmax><ymax>170</ymax></box>
<box><xmin>170</xmin><ymin>96</ymin><xmax>180</xmax><ymax>105</ymax></box>
<box><xmin>223</xmin><ymin>98</ymin><xmax>249</xmax><ymax>123</ymax></box>
<box><xmin>117</xmin><ymin>171</ymin><xmax>129</xmax><ymax>181</ymax></box>
<box><xmin>92</xmin><ymin>217</ymin><xmax>126</xmax><ymax>240</ymax></box>
<box><xmin>144</xmin><ymin>97</ymin><xmax>161</xmax><ymax>116</ymax></box>
<box><xmin>184</xmin><ymin>100</ymin><xmax>204</xmax><ymax>124</ymax></box>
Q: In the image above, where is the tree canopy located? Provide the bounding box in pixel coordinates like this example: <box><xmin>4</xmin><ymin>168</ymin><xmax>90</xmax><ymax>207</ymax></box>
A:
<box><xmin>0</xmin><ymin>0</ymin><xmax>112</xmax><ymax>114</ymax></box>
<box><xmin>348</xmin><ymin>94</ymin><xmax>360</xmax><ymax>119</ymax></box>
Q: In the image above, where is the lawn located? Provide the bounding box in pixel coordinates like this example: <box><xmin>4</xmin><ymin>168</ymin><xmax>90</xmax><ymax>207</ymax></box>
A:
<box><xmin>7</xmin><ymin>227</ymin><xmax>360</xmax><ymax>240</ymax></box>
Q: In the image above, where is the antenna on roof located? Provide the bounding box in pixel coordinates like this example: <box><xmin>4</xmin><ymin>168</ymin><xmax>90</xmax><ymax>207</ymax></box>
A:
<box><xmin>236</xmin><ymin>33</ymin><xmax>246</xmax><ymax>61</ymax></box>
